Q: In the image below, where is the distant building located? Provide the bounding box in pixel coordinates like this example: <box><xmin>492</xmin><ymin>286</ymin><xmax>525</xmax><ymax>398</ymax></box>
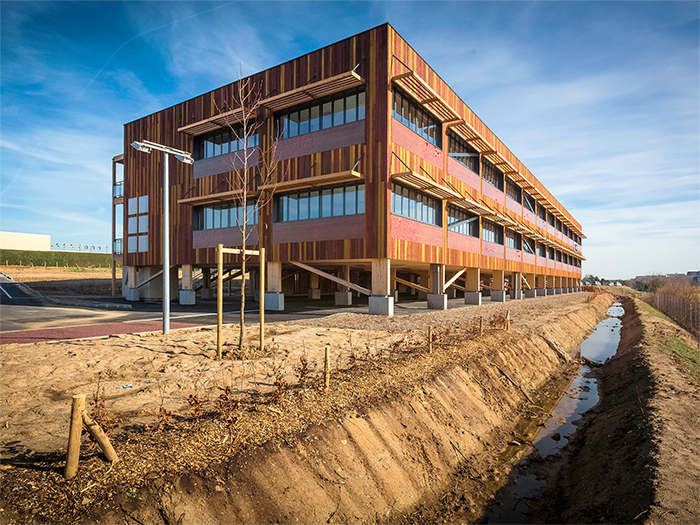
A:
<box><xmin>0</xmin><ymin>232</ymin><xmax>51</xmax><ymax>252</ymax></box>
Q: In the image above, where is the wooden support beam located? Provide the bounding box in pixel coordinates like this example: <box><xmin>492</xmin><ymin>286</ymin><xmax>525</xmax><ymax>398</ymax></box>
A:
<box><xmin>394</xmin><ymin>276</ymin><xmax>430</xmax><ymax>293</ymax></box>
<box><xmin>291</xmin><ymin>261</ymin><xmax>371</xmax><ymax>296</ymax></box>
<box><xmin>522</xmin><ymin>274</ymin><xmax>532</xmax><ymax>290</ymax></box>
<box><xmin>445</xmin><ymin>268</ymin><xmax>467</xmax><ymax>290</ymax></box>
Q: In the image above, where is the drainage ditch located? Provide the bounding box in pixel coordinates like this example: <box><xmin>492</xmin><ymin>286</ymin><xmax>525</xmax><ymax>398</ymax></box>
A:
<box><xmin>479</xmin><ymin>302</ymin><xmax>625</xmax><ymax>523</ymax></box>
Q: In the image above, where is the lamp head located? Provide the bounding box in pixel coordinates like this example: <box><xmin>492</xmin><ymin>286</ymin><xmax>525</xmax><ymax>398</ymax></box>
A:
<box><xmin>174</xmin><ymin>154</ymin><xmax>194</xmax><ymax>165</ymax></box>
<box><xmin>131</xmin><ymin>141</ymin><xmax>152</xmax><ymax>154</ymax></box>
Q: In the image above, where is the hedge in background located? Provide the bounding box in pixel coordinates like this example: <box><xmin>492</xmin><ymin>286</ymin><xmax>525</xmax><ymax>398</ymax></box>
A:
<box><xmin>0</xmin><ymin>249</ymin><xmax>121</xmax><ymax>268</ymax></box>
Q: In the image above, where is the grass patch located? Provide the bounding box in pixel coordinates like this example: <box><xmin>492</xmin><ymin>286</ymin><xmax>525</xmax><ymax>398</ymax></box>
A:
<box><xmin>636</xmin><ymin>300</ymin><xmax>675</xmax><ymax>324</ymax></box>
<box><xmin>661</xmin><ymin>336</ymin><xmax>700</xmax><ymax>378</ymax></box>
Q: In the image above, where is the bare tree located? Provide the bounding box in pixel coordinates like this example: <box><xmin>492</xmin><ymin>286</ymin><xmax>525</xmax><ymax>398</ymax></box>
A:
<box><xmin>214</xmin><ymin>76</ymin><xmax>284</xmax><ymax>358</ymax></box>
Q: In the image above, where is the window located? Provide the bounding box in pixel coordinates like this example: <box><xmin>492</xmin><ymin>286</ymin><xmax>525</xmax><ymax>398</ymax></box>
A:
<box><xmin>547</xmin><ymin>212</ymin><xmax>555</xmax><ymax>227</ymax></box>
<box><xmin>537</xmin><ymin>204</ymin><xmax>546</xmax><ymax>221</ymax></box>
<box><xmin>193</xmin><ymin>200</ymin><xmax>258</xmax><ymax>231</ymax></box>
<box><xmin>482</xmin><ymin>159</ymin><xmax>504</xmax><ymax>191</ymax></box>
<box><xmin>556</xmin><ymin>250</ymin><xmax>562</xmax><ymax>263</ymax></box>
<box><xmin>556</xmin><ymin>218</ymin><xmax>562</xmax><ymax>232</ymax></box>
<box><xmin>524</xmin><ymin>192</ymin><xmax>536</xmax><ymax>215</ymax></box>
<box><xmin>274</xmin><ymin>182</ymin><xmax>365</xmax><ymax>222</ymax></box>
<box><xmin>392</xmin><ymin>88</ymin><xmax>442</xmax><ymax>148</ymax></box>
<box><xmin>505</xmin><ymin>178</ymin><xmax>522</xmax><ymax>204</ymax></box>
<box><xmin>391</xmin><ymin>182</ymin><xmax>442</xmax><ymax>226</ymax></box>
<box><xmin>193</xmin><ymin>125</ymin><xmax>259</xmax><ymax>161</ymax></box>
<box><xmin>447</xmin><ymin>205</ymin><xmax>479</xmax><ymax>237</ymax></box>
<box><xmin>547</xmin><ymin>246</ymin><xmax>555</xmax><ymax>260</ymax></box>
<box><xmin>276</xmin><ymin>87</ymin><xmax>365</xmax><ymax>140</ymax></box>
<box><xmin>523</xmin><ymin>236</ymin><xmax>535</xmax><ymax>255</ymax></box>
<box><xmin>482</xmin><ymin>219</ymin><xmax>504</xmax><ymax>245</ymax></box>
<box><xmin>537</xmin><ymin>242</ymin><xmax>546</xmax><ymax>258</ymax></box>
<box><xmin>505</xmin><ymin>229</ymin><xmax>521</xmax><ymax>250</ymax></box>
<box><xmin>127</xmin><ymin>194</ymin><xmax>148</xmax><ymax>253</ymax></box>
<box><xmin>447</xmin><ymin>131</ymin><xmax>479</xmax><ymax>173</ymax></box>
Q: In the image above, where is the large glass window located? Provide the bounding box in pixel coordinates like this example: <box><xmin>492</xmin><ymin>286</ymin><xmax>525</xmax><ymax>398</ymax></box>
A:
<box><xmin>448</xmin><ymin>131</ymin><xmax>479</xmax><ymax>173</ymax></box>
<box><xmin>523</xmin><ymin>236</ymin><xmax>535</xmax><ymax>255</ymax></box>
<box><xmin>276</xmin><ymin>87</ymin><xmax>365</xmax><ymax>140</ymax></box>
<box><xmin>447</xmin><ymin>205</ymin><xmax>479</xmax><ymax>237</ymax></box>
<box><xmin>482</xmin><ymin>159</ymin><xmax>504</xmax><ymax>191</ymax></box>
<box><xmin>537</xmin><ymin>204</ymin><xmax>547</xmax><ymax>221</ymax></box>
<box><xmin>547</xmin><ymin>246</ymin><xmax>555</xmax><ymax>260</ymax></box>
<box><xmin>392</xmin><ymin>88</ymin><xmax>442</xmax><ymax>148</ymax></box>
<box><xmin>505</xmin><ymin>229</ymin><xmax>521</xmax><ymax>250</ymax></box>
<box><xmin>193</xmin><ymin>125</ymin><xmax>259</xmax><ymax>161</ymax></box>
<box><xmin>537</xmin><ymin>242</ymin><xmax>546</xmax><ymax>258</ymax></box>
<box><xmin>505</xmin><ymin>178</ymin><xmax>522</xmax><ymax>204</ymax></box>
<box><xmin>391</xmin><ymin>182</ymin><xmax>442</xmax><ymax>227</ymax></box>
<box><xmin>193</xmin><ymin>200</ymin><xmax>258</xmax><ymax>231</ymax></box>
<box><xmin>482</xmin><ymin>219</ymin><xmax>504</xmax><ymax>245</ymax></box>
<box><xmin>274</xmin><ymin>182</ymin><xmax>365</xmax><ymax>222</ymax></box>
<box><xmin>547</xmin><ymin>212</ymin><xmax>555</xmax><ymax>227</ymax></box>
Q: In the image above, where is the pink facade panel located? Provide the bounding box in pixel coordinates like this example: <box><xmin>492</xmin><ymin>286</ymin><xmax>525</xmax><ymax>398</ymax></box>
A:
<box><xmin>193</xmin><ymin>226</ymin><xmax>258</xmax><ymax>249</ymax></box>
<box><xmin>275</xmin><ymin>120</ymin><xmax>365</xmax><ymax>162</ymax></box>
<box><xmin>447</xmin><ymin>231</ymin><xmax>480</xmax><ymax>254</ymax></box>
<box><xmin>391</xmin><ymin>215</ymin><xmax>443</xmax><ymax>247</ymax></box>
<box><xmin>447</xmin><ymin>156</ymin><xmax>480</xmax><ymax>192</ymax></box>
<box><xmin>505</xmin><ymin>247</ymin><xmax>522</xmax><ymax>263</ymax></box>
<box><xmin>391</xmin><ymin>120</ymin><xmax>443</xmax><ymax>170</ymax></box>
<box><xmin>481</xmin><ymin>240</ymin><xmax>503</xmax><ymax>258</ymax></box>
<box><xmin>523</xmin><ymin>252</ymin><xmax>536</xmax><ymax>266</ymax></box>
<box><xmin>523</xmin><ymin>209</ymin><xmax>535</xmax><ymax>225</ymax></box>
<box><xmin>505</xmin><ymin>196</ymin><xmax>522</xmax><ymax>216</ymax></box>
<box><xmin>482</xmin><ymin>182</ymin><xmax>504</xmax><ymax>205</ymax></box>
<box><xmin>273</xmin><ymin>214</ymin><xmax>364</xmax><ymax>244</ymax></box>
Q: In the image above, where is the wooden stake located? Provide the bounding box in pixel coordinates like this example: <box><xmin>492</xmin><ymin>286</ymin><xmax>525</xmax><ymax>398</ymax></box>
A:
<box><xmin>428</xmin><ymin>326</ymin><xmax>433</xmax><ymax>353</ymax></box>
<box><xmin>324</xmin><ymin>344</ymin><xmax>330</xmax><ymax>390</ymax></box>
<box><xmin>479</xmin><ymin>316</ymin><xmax>483</xmax><ymax>337</ymax></box>
<box><xmin>259</xmin><ymin>247</ymin><xmax>265</xmax><ymax>354</ymax></box>
<box><xmin>217</xmin><ymin>244</ymin><xmax>223</xmax><ymax>360</ymax></box>
<box><xmin>64</xmin><ymin>394</ymin><xmax>86</xmax><ymax>479</ymax></box>
<box><xmin>506</xmin><ymin>310</ymin><xmax>511</xmax><ymax>331</ymax></box>
<box><xmin>82</xmin><ymin>412</ymin><xmax>119</xmax><ymax>462</ymax></box>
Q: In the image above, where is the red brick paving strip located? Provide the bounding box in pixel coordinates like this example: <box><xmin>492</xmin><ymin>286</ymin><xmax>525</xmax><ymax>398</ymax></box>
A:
<box><xmin>0</xmin><ymin>321</ymin><xmax>205</xmax><ymax>345</ymax></box>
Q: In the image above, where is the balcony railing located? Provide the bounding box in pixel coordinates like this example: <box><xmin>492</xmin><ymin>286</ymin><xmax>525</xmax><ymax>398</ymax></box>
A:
<box><xmin>113</xmin><ymin>181</ymin><xmax>124</xmax><ymax>198</ymax></box>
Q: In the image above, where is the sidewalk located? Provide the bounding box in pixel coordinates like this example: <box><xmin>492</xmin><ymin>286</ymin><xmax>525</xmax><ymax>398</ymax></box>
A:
<box><xmin>0</xmin><ymin>319</ymin><xmax>205</xmax><ymax>345</ymax></box>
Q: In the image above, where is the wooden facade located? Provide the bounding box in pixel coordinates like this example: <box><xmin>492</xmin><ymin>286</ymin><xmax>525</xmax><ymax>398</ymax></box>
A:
<box><xmin>118</xmin><ymin>24</ymin><xmax>583</xmax><ymax>305</ymax></box>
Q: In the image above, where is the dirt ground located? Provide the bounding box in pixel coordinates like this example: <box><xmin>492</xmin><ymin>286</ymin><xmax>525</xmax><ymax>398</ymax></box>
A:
<box><xmin>2</xmin><ymin>265</ymin><xmax>120</xmax><ymax>297</ymax></box>
<box><xmin>1</xmin><ymin>269</ymin><xmax>698</xmax><ymax>524</ymax></box>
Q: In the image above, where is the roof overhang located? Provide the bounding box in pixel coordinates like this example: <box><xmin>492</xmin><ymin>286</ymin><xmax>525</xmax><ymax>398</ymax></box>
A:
<box><xmin>392</xmin><ymin>170</ymin><xmax>462</xmax><ymax>200</ymax></box>
<box><xmin>179</xmin><ymin>70</ymin><xmax>365</xmax><ymax>137</ymax></box>
<box><xmin>258</xmin><ymin>169</ymin><xmax>363</xmax><ymax>193</ymax></box>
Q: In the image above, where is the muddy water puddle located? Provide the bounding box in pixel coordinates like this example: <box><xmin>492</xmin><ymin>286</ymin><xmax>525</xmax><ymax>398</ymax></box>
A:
<box><xmin>480</xmin><ymin>303</ymin><xmax>624</xmax><ymax>523</ymax></box>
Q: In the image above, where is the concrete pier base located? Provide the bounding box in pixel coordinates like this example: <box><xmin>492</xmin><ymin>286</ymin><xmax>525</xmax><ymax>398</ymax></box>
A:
<box><xmin>491</xmin><ymin>290</ymin><xmax>507</xmax><ymax>302</ymax></box>
<box><xmin>464</xmin><ymin>291</ymin><xmax>482</xmax><ymax>305</ymax></box>
<box><xmin>179</xmin><ymin>289</ymin><xmax>196</xmax><ymax>305</ymax></box>
<box><xmin>264</xmin><ymin>293</ymin><xmax>285</xmax><ymax>311</ymax></box>
<box><xmin>536</xmin><ymin>288</ymin><xmax>546</xmax><ymax>296</ymax></box>
<box><xmin>525</xmin><ymin>289</ymin><xmax>537</xmax><ymax>298</ymax></box>
<box><xmin>369</xmin><ymin>295</ymin><xmax>394</xmax><ymax>316</ymax></box>
<box><xmin>335</xmin><ymin>291</ymin><xmax>352</xmax><ymax>306</ymax></box>
<box><xmin>308</xmin><ymin>288</ymin><xmax>321</xmax><ymax>300</ymax></box>
<box><xmin>125</xmin><ymin>288</ymin><xmax>140</xmax><ymax>302</ymax></box>
<box><xmin>427</xmin><ymin>293</ymin><xmax>448</xmax><ymax>310</ymax></box>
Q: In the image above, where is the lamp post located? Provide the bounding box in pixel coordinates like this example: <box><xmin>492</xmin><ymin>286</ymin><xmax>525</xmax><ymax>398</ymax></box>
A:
<box><xmin>131</xmin><ymin>140</ymin><xmax>193</xmax><ymax>334</ymax></box>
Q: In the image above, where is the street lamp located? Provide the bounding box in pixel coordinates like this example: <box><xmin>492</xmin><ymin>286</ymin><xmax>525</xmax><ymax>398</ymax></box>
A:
<box><xmin>131</xmin><ymin>140</ymin><xmax>193</xmax><ymax>334</ymax></box>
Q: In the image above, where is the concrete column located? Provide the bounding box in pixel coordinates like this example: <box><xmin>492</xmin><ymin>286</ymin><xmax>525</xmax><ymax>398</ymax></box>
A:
<box><xmin>510</xmin><ymin>272</ymin><xmax>523</xmax><ymax>300</ymax></box>
<box><xmin>491</xmin><ymin>269</ymin><xmax>506</xmax><ymax>302</ymax></box>
<box><xmin>335</xmin><ymin>265</ymin><xmax>352</xmax><ymax>306</ymax></box>
<box><xmin>265</xmin><ymin>261</ymin><xmax>284</xmax><ymax>311</ymax></box>
<box><xmin>125</xmin><ymin>266</ymin><xmax>139</xmax><ymax>301</ymax></box>
<box><xmin>555</xmin><ymin>275</ymin><xmax>562</xmax><ymax>294</ymax></box>
<box><xmin>464</xmin><ymin>267</ymin><xmax>481</xmax><ymax>305</ymax></box>
<box><xmin>428</xmin><ymin>263</ymin><xmax>447</xmax><ymax>310</ymax></box>
<box><xmin>369</xmin><ymin>258</ymin><xmax>393</xmax><ymax>315</ymax></box>
<box><xmin>524</xmin><ymin>272</ymin><xmax>537</xmax><ymax>298</ymax></box>
<box><xmin>536</xmin><ymin>274</ymin><xmax>546</xmax><ymax>297</ymax></box>
<box><xmin>201</xmin><ymin>268</ymin><xmax>213</xmax><ymax>299</ymax></box>
<box><xmin>308</xmin><ymin>271</ymin><xmax>321</xmax><ymax>299</ymax></box>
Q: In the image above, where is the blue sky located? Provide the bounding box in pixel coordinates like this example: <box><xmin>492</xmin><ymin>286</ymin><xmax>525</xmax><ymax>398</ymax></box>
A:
<box><xmin>1</xmin><ymin>1</ymin><xmax>698</xmax><ymax>279</ymax></box>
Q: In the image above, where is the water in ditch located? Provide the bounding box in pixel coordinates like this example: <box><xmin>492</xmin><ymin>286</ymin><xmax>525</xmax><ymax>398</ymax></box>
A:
<box><xmin>480</xmin><ymin>302</ymin><xmax>624</xmax><ymax>524</ymax></box>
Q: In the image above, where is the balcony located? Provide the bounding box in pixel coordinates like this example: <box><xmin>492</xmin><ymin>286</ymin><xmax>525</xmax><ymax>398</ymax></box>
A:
<box><xmin>113</xmin><ymin>180</ymin><xmax>124</xmax><ymax>198</ymax></box>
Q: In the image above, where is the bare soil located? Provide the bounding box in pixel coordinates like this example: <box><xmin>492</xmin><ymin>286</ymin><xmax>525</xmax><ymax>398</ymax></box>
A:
<box><xmin>1</xmin><ymin>268</ymin><xmax>698</xmax><ymax>524</ymax></box>
<box><xmin>3</xmin><ymin>265</ymin><xmax>119</xmax><ymax>297</ymax></box>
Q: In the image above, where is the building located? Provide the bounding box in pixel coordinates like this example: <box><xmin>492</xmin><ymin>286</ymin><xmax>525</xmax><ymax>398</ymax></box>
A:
<box><xmin>0</xmin><ymin>232</ymin><xmax>51</xmax><ymax>252</ymax></box>
<box><xmin>112</xmin><ymin>24</ymin><xmax>584</xmax><ymax>315</ymax></box>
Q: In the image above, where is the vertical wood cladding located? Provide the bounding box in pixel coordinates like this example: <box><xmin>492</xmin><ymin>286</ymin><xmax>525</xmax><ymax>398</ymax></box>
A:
<box><xmin>123</xmin><ymin>23</ymin><xmax>581</xmax><ymax>279</ymax></box>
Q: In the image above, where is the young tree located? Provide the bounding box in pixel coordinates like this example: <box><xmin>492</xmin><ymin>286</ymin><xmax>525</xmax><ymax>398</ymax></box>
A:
<box><xmin>216</xmin><ymin>77</ymin><xmax>284</xmax><ymax>358</ymax></box>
